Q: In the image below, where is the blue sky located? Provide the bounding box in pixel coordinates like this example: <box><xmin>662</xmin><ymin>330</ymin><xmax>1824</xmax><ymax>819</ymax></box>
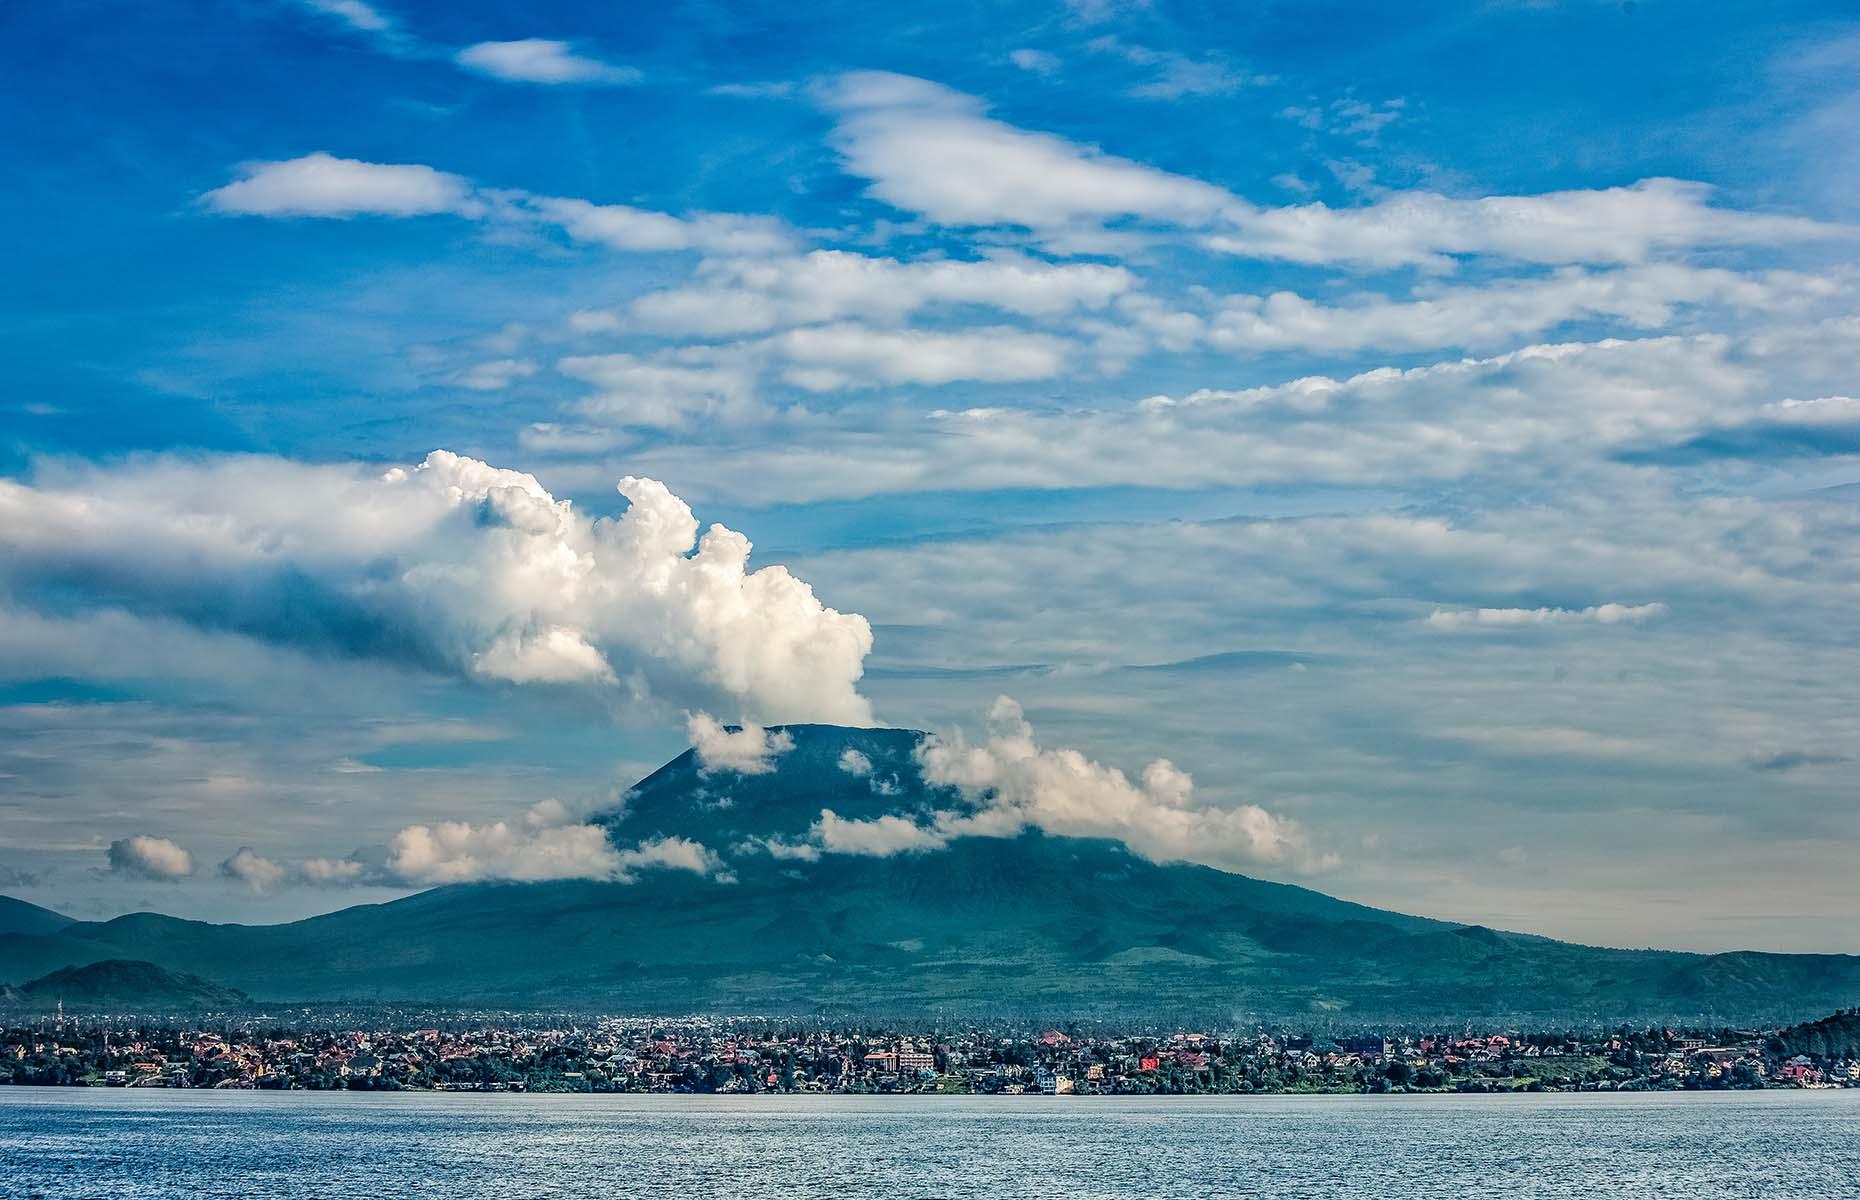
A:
<box><xmin>3</xmin><ymin>0</ymin><xmax>1859</xmax><ymax>950</ymax></box>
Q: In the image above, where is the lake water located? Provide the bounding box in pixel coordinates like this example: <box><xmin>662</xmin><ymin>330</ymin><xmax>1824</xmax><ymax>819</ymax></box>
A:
<box><xmin>2</xmin><ymin>1088</ymin><xmax>1856</xmax><ymax>1198</ymax></box>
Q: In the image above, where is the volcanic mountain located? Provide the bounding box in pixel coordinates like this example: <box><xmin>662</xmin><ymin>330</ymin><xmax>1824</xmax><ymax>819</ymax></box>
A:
<box><xmin>3</xmin><ymin>725</ymin><xmax>1858</xmax><ymax>1025</ymax></box>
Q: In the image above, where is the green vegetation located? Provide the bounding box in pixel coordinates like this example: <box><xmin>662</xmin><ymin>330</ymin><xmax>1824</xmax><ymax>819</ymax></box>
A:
<box><xmin>1770</xmin><ymin>1008</ymin><xmax>1860</xmax><ymax>1061</ymax></box>
<box><xmin>4</xmin><ymin>960</ymin><xmax>249</xmax><ymax>1011</ymax></box>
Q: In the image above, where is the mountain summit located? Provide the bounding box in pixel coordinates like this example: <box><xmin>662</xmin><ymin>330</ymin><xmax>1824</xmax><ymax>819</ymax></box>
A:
<box><xmin>3</xmin><ymin>725</ymin><xmax>1858</xmax><ymax>1024</ymax></box>
<box><xmin>601</xmin><ymin>724</ymin><xmax>936</xmax><ymax>846</ymax></box>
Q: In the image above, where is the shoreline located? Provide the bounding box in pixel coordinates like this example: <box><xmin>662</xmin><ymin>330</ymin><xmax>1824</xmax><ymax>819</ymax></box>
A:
<box><xmin>3</xmin><ymin>1079</ymin><xmax>1850</xmax><ymax>1097</ymax></box>
<box><xmin>4</xmin><ymin>1085</ymin><xmax>1857</xmax><ymax>1104</ymax></box>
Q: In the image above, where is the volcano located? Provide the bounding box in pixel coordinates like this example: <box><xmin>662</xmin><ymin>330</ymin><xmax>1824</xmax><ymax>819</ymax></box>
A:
<box><xmin>4</xmin><ymin>725</ymin><xmax>1858</xmax><ymax>1025</ymax></box>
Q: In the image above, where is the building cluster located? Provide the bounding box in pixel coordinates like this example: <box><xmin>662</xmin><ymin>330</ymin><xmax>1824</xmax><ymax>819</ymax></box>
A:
<box><xmin>4</xmin><ymin>1014</ymin><xmax>1858</xmax><ymax>1094</ymax></box>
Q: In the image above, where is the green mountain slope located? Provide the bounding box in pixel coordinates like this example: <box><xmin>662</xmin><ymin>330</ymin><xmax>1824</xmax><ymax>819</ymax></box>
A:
<box><xmin>3</xmin><ymin>725</ymin><xmax>1857</xmax><ymax>1024</ymax></box>
<box><xmin>0</xmin><ymin>896</ymin><xmax>74</xmax><ymax>937</ymax></box>
<box><xmin>7</xmin><ymin>959</ymin><xmax>248</xmax><ymax>1011</ymax></box>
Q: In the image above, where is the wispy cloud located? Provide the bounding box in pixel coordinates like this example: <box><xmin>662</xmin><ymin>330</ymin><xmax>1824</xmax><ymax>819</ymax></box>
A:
<box><xmin>292</xmin><ymin>1</ymin><xmax>638</xmax><ymax>85</ymax></box>
<box><xmin>202</xmin><ymin>153</ymin><xmax>789</xmax><ymax>254</ymax></box>
<box><xmin>455</xmin><ymin>39</ymin><xmax>639</xmax><ymax>86</ymax></box>
<box><xmin>1087</xmin><ymin>36</ymin><xmax>1268</xmax><ymax>99</ymax></box>
<box><xmin>299</xmin><ymin>0</ymin><xmax>395</xmax><ymax>35</ymax></box>
<box><xmin>1426</xmin><ymin>603</ymin><xmax>1668</xmax><ymax>631</ymax></box>
<box><xmin>820</xmin><ymin>73</ymin><xmax>1851</xmax><ymax>266</ymax></box>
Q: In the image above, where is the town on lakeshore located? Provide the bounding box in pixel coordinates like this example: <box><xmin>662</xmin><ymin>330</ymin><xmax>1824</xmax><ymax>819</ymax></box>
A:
<box><xmin>6</xmin><ymin>1010</ymin><xmax>1858</xmax><ymax>1095</ymax></box>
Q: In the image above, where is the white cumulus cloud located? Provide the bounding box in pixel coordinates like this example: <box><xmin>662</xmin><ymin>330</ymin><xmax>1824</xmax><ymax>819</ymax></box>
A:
<box><xmin>756</xmin><ymin>699</ymin><xmax>1327</xmax><ymax>872</ymax></box>
<box><xmin>386</xmin><ymin>820</ymin><xmax>610</xmax><ymax>884</ymax></box>
<box><xmin>812</xmin><ymin>809</ymin><xmax>949</xmax><ymax>856</ymax></box>
<box><xmin>0</xmin><ymin>450</ymin><xmax>873</xmax><ymax>723</ymax></box>
<box><xmin>687</xmin><ymin>712</ymin><xmax>797</xmax><ymax>775</ymax></box>
<box><xmin>218</xmin><ymin>846</ymin><xmax>286</xmax><ymax>894</ymax></box>
<box><xmin>916</xmin><ymin>697</ymin><xmax>1330</xmax><ymax>873</ymax></box>
<box><xmin>202</xmin><ymin>152</ymin><xmax>479</xmax><ymax>218</ymax></box>
<box><xmin>371</xmin><ymin>796</ymin><xmax>720</xmax><ymax>886</ymax></box>
<box><xmin>377</xmin><ymin>803</ymin><xmax>717</xmax><ymax>878</ymax></box>
<box><xmin>365</xmin><ymin>799</ymin><xmax>721</xmax><ymax>886</ymax></box>
<box><xmin>300</xmin><ymin>857</ymin><xmax>369</xmax><ymax>887</ymax></box>
<box><xmin>107</xmin><ymin>835</ymin><xmax>195</xmax><ymax>880</ymax></box>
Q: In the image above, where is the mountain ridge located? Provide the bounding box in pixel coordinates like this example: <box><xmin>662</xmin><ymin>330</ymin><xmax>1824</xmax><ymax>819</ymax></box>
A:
<box><xmin>3</xmin><ymin>724</ymin><xmax>1857</xmax><ymax>1024</ymax></box>
<box><xmin>0</xmin><ymin>896</ymin><xmax>74</xmax><ymax>938</ymax></box>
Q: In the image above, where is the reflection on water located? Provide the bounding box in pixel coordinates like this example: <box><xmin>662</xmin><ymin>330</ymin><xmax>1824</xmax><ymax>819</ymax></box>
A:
<box><xmin>2</xmin><ymin>1089</ymin><xmax>1857</xmax><ymax>1198</ymax></box>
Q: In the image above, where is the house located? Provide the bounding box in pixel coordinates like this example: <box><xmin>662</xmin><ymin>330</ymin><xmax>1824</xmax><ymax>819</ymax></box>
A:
<box><xmin>1778</xmin><ymin>1056</ymin><xmax>1821</xmax><ymax>1086</ymax></box>
<box><xmin>1341</xmin><ymin>1036</ymin><xmax>1389</xmax><ymax>1059</ymax></box>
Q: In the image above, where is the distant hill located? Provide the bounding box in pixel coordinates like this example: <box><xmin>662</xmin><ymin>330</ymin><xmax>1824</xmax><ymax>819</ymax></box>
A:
<box><xmin>0</xmin><ymin>896</ymin><xmax>73</xmax><ymax>938</ymax></box>
<box><xmin>5</xmin><ymin>960</ymin><xmax>249</xmax><ymax>1011</ymax></box>
<box><xmin>4</xmin><ymin>725</ymin><xmax>1859</xmax><ymax>1024</ymax></box>
<box><xmin>1771</xmin><ymin>1008</ymin><xmax>1860</xmax><ymax>1061</ymax></box>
